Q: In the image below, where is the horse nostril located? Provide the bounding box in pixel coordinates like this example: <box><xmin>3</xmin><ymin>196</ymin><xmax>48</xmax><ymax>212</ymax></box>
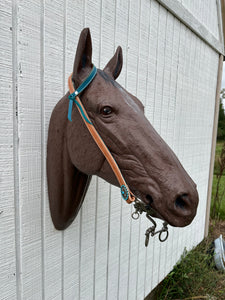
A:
<box><xmin>175</xmin><ymin>193</ymin><xmax>189</xmax><ymax>210</ymax></box>
<box><xmin>146</xmin><ymin>194</ymin><xmax>153</xmax><ymax>204</ymax></box>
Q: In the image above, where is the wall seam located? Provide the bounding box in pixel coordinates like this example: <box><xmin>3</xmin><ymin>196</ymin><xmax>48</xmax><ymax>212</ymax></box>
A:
<box><xmin>12</xmin><ymin>0</ymin><xmax>22</xmax><ymax>298</ymax></box>
<box><xmin>106</xmin><ymin>184</ymin><xmax>111</xmax><ymax>300</ymax></box>
<box><xmin>61</xmin><ymin>0</ymin><xmax>67</xmax><ymax>298</ymax></box>
<box><xmin>40</xmin><ymin>0</ymin><xmax>46</xmax><ymax>299</ymax></box>
<box><xmin>157</xmin><ymin>8</ymin><xmax>168</xmax><ymax>284</ymax></box>
<box><xmin>143</xmin><ymin>0</ymin><xmax>152</xmax><ymax>295</ymax></box>
<box><xmin>133</xmin><ymin>0</ymin><xmax>142</xmax><ymax>298</ymax></box>
<box><xmin>106</xmin><ymin>2</ymin><xmax>118</xmax><ymax>297</ymax></box>
<box><xmin>79</xmin><ymin>3</ymin><xmax>86</xmax><ymax>299</ymax></box>
<box><xmin>164</xmin><ymin>13</ymin><xmax>175</xmax><ymax>279</ymax></box>
<box><xmin>173</xmin><ymin>19</ymin><xmax>180</xmax><ymax>262</ymax></box>
<box><xmin>125</xmin><ymin>0</ymin><xmax>131</xmax><ymax>299</ymax></box>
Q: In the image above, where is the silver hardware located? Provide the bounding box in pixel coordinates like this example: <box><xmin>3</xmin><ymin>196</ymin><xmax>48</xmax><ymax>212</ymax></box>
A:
<box><xmin>131</xmin><ymin>199</ymin><xmax>169</xmax><ymax>247</ymax></box>
<box><xmin>75</xmin><ymin>91</ymin><xmax>78</xmax><ymax>95</ymax></box>
<box><xmin>131</xmin><ymin>211</ymin><xmax>139</xmax><ymax>220</ymax></box>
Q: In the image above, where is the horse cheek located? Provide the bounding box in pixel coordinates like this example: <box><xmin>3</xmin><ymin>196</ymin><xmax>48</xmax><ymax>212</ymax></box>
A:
<box><xmin>66</xmin><ymin>124</ymin><xmax>105</xmax><ymax>175</ymax></box>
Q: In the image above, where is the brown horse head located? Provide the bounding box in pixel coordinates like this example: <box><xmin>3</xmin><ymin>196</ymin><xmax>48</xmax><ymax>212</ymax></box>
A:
<box><xmin>47</xmin><ymin>28</ymin><xmax>199</xmax><ymax>230</ymax></box>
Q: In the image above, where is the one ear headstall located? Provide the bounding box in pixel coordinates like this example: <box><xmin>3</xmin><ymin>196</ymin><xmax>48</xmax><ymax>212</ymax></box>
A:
<box><xmin>67</xmin><ymin>66</ymin><xmax>136</xmax><ymax>204</ymax></box>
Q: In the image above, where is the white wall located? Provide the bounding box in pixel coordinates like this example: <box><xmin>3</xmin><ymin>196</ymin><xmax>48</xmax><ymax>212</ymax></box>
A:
<box><xmin>181</xmin><ymin>0</ymin><xmax>220</xmax><ymax>39</ymax></box>
<box><xmin>0</xmin><ymin>0</ymin><xmax>222</xmax><ymax>299</ymax></box>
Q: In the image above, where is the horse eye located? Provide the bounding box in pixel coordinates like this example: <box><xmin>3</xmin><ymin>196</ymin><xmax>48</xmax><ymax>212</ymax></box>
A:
<box><xmin>100</xmin><ymin>106</ymin><xmax>113</xmax><ymax>116</ymax></box>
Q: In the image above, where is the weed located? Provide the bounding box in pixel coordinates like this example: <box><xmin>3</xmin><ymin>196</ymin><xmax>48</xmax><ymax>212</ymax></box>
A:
<box><xmin>155</xmin><ymin>237</ymin><xmax>225</xmax><ymax>300</ymax></box>
<box><xmin>211</xmin><ymin>142</ymin><xmax>225</xmax><ymax>219</ymax></box>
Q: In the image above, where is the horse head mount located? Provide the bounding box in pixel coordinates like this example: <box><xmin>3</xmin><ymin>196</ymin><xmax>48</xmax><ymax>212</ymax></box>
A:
<box><xmin>47</xmin><ymin>28</ymin><xmax>199</xmax><ymax>246</ymax></box>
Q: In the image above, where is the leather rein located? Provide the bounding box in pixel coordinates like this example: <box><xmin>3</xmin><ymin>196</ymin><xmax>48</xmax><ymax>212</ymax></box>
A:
<box><xmin>67</xmin><ymin>65</ymin><xmax>169</xmax><ymax>246</ymax></box>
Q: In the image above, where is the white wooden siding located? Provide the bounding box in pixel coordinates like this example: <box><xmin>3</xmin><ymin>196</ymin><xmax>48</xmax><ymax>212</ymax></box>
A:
<box><xmin>170</xmin><ymin>0</ymin><xmax>220</xmax><ymax>40</ymax></box>
<box><xmin>0</xmin><ymin>1</ymin><xmax>17</xmax><ymax>299</ymax></box>
<box><xmin>0</xmin><ymin>0</ymin><xmax>220</xmax><ymax>299</ymax></box>
<box><xmin>157</xmin><ymin>0</ymin><xmax>224</xmax><ymax>54</ymax></box>
<box><xmin>181</xmin><ymin>0</ymin><xmax>220</xmax><ymax>39</ymax></box>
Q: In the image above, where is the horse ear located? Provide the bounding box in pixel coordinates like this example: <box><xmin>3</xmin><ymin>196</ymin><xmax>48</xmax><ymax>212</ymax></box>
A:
<box><xmin>72</xmin><ymin>28</ymin><xmax>93</xmax><ymax>88</ymax></box>
<box><xmin>47</xmin><ymin>96</ymin><xmax>91</xmax><ymax>230</ymax></box>
<box><xmin>103</xmin><ymin>46</ymin><xmax>123</xmax><ymax>80</ymax></box>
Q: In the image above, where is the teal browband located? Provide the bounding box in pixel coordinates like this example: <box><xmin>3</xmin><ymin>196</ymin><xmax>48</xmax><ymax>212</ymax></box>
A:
<box><xmin>68</xmin><ymin>65</ymin><xmax>97</xmax><ymax>122</ymax></box>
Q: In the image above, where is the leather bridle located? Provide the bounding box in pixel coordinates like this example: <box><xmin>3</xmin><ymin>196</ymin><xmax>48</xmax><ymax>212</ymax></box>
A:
<box><xmin>67</xmin><ymin>65</ymin><xmax>169</xmax><ymax>246</ymax></box>
<box><xmin>68</xmin><ymin>65</ymin><xmax>136</xmax><ymax>204</ymax></box>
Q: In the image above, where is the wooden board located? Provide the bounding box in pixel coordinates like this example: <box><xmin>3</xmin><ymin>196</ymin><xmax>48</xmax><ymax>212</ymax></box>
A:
<box><xmin>0</xmin><ymin>0</ymin><xmax>17</xmax><ymax>299</ymax></box>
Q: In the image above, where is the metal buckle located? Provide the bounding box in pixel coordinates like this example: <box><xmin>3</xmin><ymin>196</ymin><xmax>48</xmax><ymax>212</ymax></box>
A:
<box><xmin>131</xmin><ymin>199</ymin><xmax>169</xmax><ymax>247</ymax></box>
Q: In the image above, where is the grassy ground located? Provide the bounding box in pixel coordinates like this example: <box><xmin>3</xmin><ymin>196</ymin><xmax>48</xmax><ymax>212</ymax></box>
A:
<box><xmin>211</xmin><ymin>141</ymin><xmax>225</xmax><ymax>220</ymax></box>
<box><xmin>211</xmin><ymin>174</ymin><xmax>225</xmax><ymax>219</ymax></box>
<box><xmin>213</xmin><ymin>141</ymin><xmax>225</xmax><ymax>175</ymax></box>
<box><xmin>215</xmin><ymin>141</ymin><xmax>224</xmax><ymax>157</ymax></box>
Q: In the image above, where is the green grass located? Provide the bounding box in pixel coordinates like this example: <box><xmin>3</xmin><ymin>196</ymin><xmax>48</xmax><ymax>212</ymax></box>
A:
<box><xmin>211</xmin><ymin>174</ymin><xmax>225</xmax><ymax>219</ymax></box>
<box><xmin>211</xmin><ymin>141</ymin><xmax>225</xmax><ymax>220</ymax></box>
<box><xmin>215</xmin><ymin>141</ymin><xmax>224</xmax><ymax>157</ymax></box>
<box><xmin>214</xmin><ymin>141</ymin><xmax>225</xmax><ymax>175</ymax></box>
<box><xmin>152</xmin><ymin>234</ymin><xmax>225</xmax><ymax>300</ymax></box>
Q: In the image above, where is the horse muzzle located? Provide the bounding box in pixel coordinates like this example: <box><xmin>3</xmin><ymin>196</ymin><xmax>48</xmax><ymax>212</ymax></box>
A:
<box><xmin>142</xmin><ymin>187</ymin><xmax>199</xmax><ymax>227</ymax></box>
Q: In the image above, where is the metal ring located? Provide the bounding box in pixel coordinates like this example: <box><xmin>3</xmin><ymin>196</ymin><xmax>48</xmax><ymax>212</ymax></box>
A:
<box><xmin>159</xmin><ymin>230</ymin><xmax>169</xmax><ymax>242</ymax></box>
<box><xmin>131</xmin><ymin>212</ymin><xmax>140</xmax><ymax>220</ymax></box>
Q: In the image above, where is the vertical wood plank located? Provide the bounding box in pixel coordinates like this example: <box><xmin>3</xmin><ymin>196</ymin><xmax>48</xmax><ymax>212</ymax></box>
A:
<box><xmin>136</xmin><ymin>0</ymin><xmax>151</xmax><ymax>299</ymax></box>
<box><xmin>150</xmin><ymin>4</ymin><xmax>167</xmax><ymax>291</ymax></box>
<box><xmin>126</xmin><ymin>0</ymin><xmax>142</xmax><ymax>299</ymax></box>
<box><xmin>92</xmin><ymin>2</ymin><xmax>116</xmax><ymax>299</ymax></box>
<box><xmin>112</xmin><ymin>1</ymin><xmax>132</xmax><ymax>300</ymax></box>
<box><xmin>16</xmin><ymin>0</ymin><xmax>43</xmax><ymax>298</ymax></box>
<box><xmin>105</xmin><ymin>2</ymin><xmax>130</xmax><ymax>299</ymax></box>
<box><xmin>173</xmin><ymin>22</ymin><xmax>191</xmax><ymax>264</ymax></box>
<box><xmin>184</xmin><ymin>35</ymin><xmax>202</xmax><ymax>251</ymax></box>
<box><xmin>0</xmin><ymin>1</ymin><xmax>17</xmax><ymax>299</ymax></box>
<box><xmin>79</xmin><ymin>2</ymin><xmax>102</xmax><ymax>300</ymax></box>
<box><xmin>62</xmin><ymin>1</ymin><xmax>84</xmax><ymax>299</ymax></box>
<box><xmin>107</xmin><ymin>186</ymin><xmax>122</xmax><ymax>300</ymax></box>
<box><xmin>144</xmin><ymin>0</ymin><xmax>160</xmax><ymax>295</ymax></box>
<box><xmin>164</xmin><ymin>17</ymin><xmax>181</xmax><ymax>277</ymax></box>
<box><xmin>157</xmin><ymin>10</ymin><xmax>175</xmax><ymax>283</ymax></box>
<box><xmin>43</xmin><ymin>0</ymin><xmax>64</xmax><ymax>298</ymax></box>
<box><xmin>96</xmin><ymin>2</ymin><xmax>125</xmax><ymax>300</ymax></box>
<box><xmin>94</xmin><ymin>179</ymin><xmax>110</xmax><ymax>300</ymax></box>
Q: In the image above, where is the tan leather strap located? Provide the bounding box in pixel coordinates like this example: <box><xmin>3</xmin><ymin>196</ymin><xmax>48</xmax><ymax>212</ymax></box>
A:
<box><xmin>68</xmin><ymin>73</ymin><xmax>135</xmax><ymax>204</ymax></box>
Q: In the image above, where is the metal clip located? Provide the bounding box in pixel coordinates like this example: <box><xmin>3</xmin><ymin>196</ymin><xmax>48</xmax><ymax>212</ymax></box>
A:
<box><xmin>131</xmin><ymin>199</ymin><xmax>145</xmax><ymax>220</ymax></box>
<box><xmin>131</xmin><ymin>199</ymin><xmax>169</xmax><ymax>247</ymax></box>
